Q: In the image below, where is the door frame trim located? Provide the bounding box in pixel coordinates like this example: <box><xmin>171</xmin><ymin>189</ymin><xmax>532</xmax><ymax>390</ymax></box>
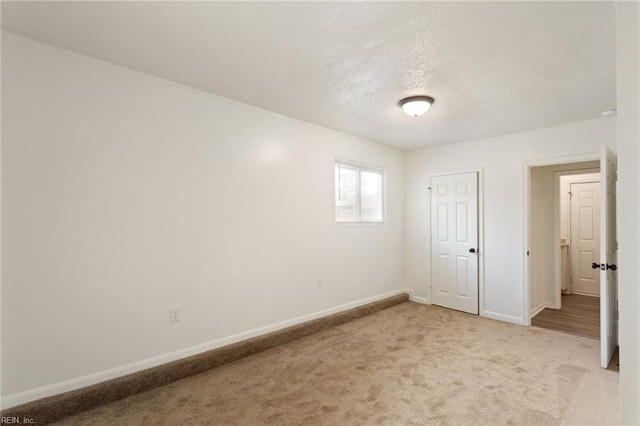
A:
<box><xmin>427</xmin><ymin>168</ymin><xmax>484</xmax><ymax>316</ymax></box>
<box><xmin>523</xmin><ymin>152</ymin><xmax>599</xmax><ymax>326</ymax></box>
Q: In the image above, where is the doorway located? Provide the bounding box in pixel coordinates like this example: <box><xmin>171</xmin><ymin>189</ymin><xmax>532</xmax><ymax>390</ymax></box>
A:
<box><xmin>528</xmin><ymin>161</ymin><xmax>600</xmax><ymax>313</ymax></box>
<box><xmin>529</xmin><ymin>165</ymin><xmax>601</xmax><ymax>340</ymax></box>
<box><xmin>525</xmin><ymin>148</ymin><xmax>619</xmax><ymax>368</ymax></box>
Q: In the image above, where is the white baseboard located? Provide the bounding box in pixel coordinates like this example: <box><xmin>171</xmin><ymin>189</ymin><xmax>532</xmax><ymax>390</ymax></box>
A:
<box><xmin>408</xmin><ymin>296</ymin><xmax>524</xmax><ymax>327</ymax></box>
<box><xmin>530</xmin><ymin>303</ymin><xmax>554</xmax><ymax>318</ymax></box>
<box><xmin>1</xmin><ymin>288</ymin><xmax>412</xmax><ymax>410</ymax></box>
<box><xmin>481</xmin><ymin>310</ymin><xmax>525</xmax><ymax>326</ymax></box>
<box><xmin>530</xmin><ymin>304</ymin><xmax>545</xmax><ymax>318</ymax></box>
<box><xmin>409</xmin><ymin>295</ymin><xmax>429</xmax><ymax>305</ymax></box>
<box><xmin>569</xmin><ymin>291</ymin><xmax>599</xmax><ymax>297</ymax></box>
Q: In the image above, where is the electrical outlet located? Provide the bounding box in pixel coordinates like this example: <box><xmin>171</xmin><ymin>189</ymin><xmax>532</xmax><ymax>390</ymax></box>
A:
<box><xmin>169</xmin><ymin>306</ymin><xmax>181</xmax><ymax>323</ymax></box>
<box><xmin>315</xmin><ymin>277</ymin><xmax>323</xmax><ymax>288</ymax></box>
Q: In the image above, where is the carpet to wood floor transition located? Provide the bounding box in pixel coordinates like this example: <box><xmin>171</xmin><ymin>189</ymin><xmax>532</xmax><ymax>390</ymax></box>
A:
<box><xmin>53</xmin><ymin>302</ymin><xmax>619</xmax><ymax>425</ymax></box>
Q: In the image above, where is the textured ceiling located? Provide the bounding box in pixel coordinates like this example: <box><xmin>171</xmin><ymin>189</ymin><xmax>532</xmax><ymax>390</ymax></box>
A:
<box><xmin>1</xmin><ymin>2</ymin><xmax>616</xmax><ymax>150</ymax></box>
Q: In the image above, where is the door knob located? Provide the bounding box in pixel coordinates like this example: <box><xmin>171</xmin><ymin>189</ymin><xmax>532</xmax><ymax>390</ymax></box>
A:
<box><xmin>469</xmin><ymin>248</ymin><xmax>477</xmax><ymax>253</ymax></box>
<box><xmin>592</xmin><ymin>263</ymin><xmax>599</xmax><ymax>269</ymax></box>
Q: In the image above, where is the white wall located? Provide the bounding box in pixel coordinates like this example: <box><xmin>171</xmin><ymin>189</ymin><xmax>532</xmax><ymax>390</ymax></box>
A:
<box><xmin>530</xmin><ymin>164</ymin><xmax>599</xmax><ymax>313</ymax></box>
<box><xmin>405</xmin><ymin>117</ymin><xmax>616</xmax><ymax>325</ymax></box>
<box><xmin>1</xmin><ymin>35</ymin><xmax>405</xmax><ymax>405</ymax></box>
<box><xmin>615</xmin><ymin>2</ymin><xmax>640</xmax><ymax>424</ymax></box>
<box><xmin>530</xmin><ymin>165</ymin><xmax>556</xmax><ymax>313</ymax></box>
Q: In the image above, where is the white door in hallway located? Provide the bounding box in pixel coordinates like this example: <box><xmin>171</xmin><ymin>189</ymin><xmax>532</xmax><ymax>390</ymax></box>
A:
<box><xmin>569</xmin><ymin>181</ymin><xmax>601</xmax><ymax>296</ymax></box>
<box><xmin>430</xmin><ymin>172</ymin><xmax>479</xmax><ymax>314</ymax></box>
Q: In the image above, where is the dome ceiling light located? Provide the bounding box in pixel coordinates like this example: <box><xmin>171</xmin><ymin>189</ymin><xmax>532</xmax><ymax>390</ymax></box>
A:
<box><xmin>399</xmin><ymin>96</ymin><xmax>435</xmax><ymax>117</ymax></box>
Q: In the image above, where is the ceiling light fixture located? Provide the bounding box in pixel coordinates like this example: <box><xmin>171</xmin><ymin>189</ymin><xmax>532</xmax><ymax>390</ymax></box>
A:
<box><xmin>399</xmin><ymin>96</ymin><xmax>435</xmax><ymax>117</ymax></box>
<box><xmin>601</xmin><ymin>109</ymin><xmax>617</xmax><ymax>117</ymax></box>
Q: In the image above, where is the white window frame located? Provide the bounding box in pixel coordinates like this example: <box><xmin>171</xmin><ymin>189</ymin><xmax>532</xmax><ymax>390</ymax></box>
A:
<box><xmin>335</xmin><ymin>158</ymin><xmax>386</xmax><ymax>224</ymax></box>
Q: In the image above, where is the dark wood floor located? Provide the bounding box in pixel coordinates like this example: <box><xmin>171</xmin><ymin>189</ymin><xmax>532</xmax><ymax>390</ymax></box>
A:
<box><xmin>532</xmin><ymin>294</ymin><xmax>600</xmax><ymax>340</ymax></box>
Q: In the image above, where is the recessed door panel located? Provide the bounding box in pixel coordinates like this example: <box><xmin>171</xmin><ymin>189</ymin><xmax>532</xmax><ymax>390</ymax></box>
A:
<box><xmin>437</xmin><ymin>203</ymin><xmax>449</xmax><ymax>242</ymax></box>
<box><xmin>456</xmin><ymin>255</ymin><xmax>470</xmax><ymax>298</ymax></box>
<box><xmin>436</xmin><ymin>254</ymin><xmax>449</xmax><ymax>294</ymax></box>
<box><xmin>579</xmin><ymin>250</ymin><xmax>595</xmax><ymax>281</ymax></box>
<box><xmin>455</xmin><ymin>181</ymin><xmax>468</xmax><ymax>195</ymax></box>
<box><xmin>580</xmin><ymin>190</ymin><xmax>594</xmax><ymax>199</ymax></box>
<box><xmin>456</xmin><ymin>202</ymin><xmax>469</xmax><ymax>243</ymax></box>
<box><xmin>579</xmin><ymin>207</ymin><xmax>594</xmax><ymax>240</ymax></box>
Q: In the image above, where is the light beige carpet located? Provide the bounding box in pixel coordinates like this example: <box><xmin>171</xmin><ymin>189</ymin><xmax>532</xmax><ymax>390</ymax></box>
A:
<box><xmin>53</xmin><ymin>302</ymin><xmax>619</xmax><ymax>425</ymax></box>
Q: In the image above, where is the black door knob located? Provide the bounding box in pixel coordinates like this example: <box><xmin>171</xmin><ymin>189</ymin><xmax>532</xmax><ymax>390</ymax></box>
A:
<box><xmin>469</xmin><ymin>248</ymin><xmax>476</xmax><ymax>253</ymax></box>
<box><xmin>592</xmin><ymin>263</ymin><xmax>600</xmax><ymax>269</ymax></box>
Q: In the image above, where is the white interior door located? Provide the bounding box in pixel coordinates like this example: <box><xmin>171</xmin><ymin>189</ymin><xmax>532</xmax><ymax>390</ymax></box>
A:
<box><xmin>600</xmin><ymin>146</ymin><xmax>618</xmax><ymax>368</ymax></box>
<box><xmin>430</xmin><ymin>172</ymin><xmax>479</xmax><ymax>314</ymax></box>
<box><xmin>569</xmin><ymin>181</ymin><xmax>601</xmax><ymax>296</ymax></box>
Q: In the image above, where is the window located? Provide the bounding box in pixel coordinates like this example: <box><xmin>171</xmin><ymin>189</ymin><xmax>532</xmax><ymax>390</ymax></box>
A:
<box><xmin>335</xmin><ymin>159</ymin><xmax>384</xmax><ymax>223</ymax></box>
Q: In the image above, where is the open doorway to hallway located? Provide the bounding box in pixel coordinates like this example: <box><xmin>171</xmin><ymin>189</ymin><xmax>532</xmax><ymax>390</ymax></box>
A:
<box><xmin>525</xmin><ymin>148</ymin><xmax>619</xmax><ymax>370</ymax></box>
<box><xmin>528</xmin><ymin>161</ymin><xmax>602</xmax><ymax>339</ymax></box>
